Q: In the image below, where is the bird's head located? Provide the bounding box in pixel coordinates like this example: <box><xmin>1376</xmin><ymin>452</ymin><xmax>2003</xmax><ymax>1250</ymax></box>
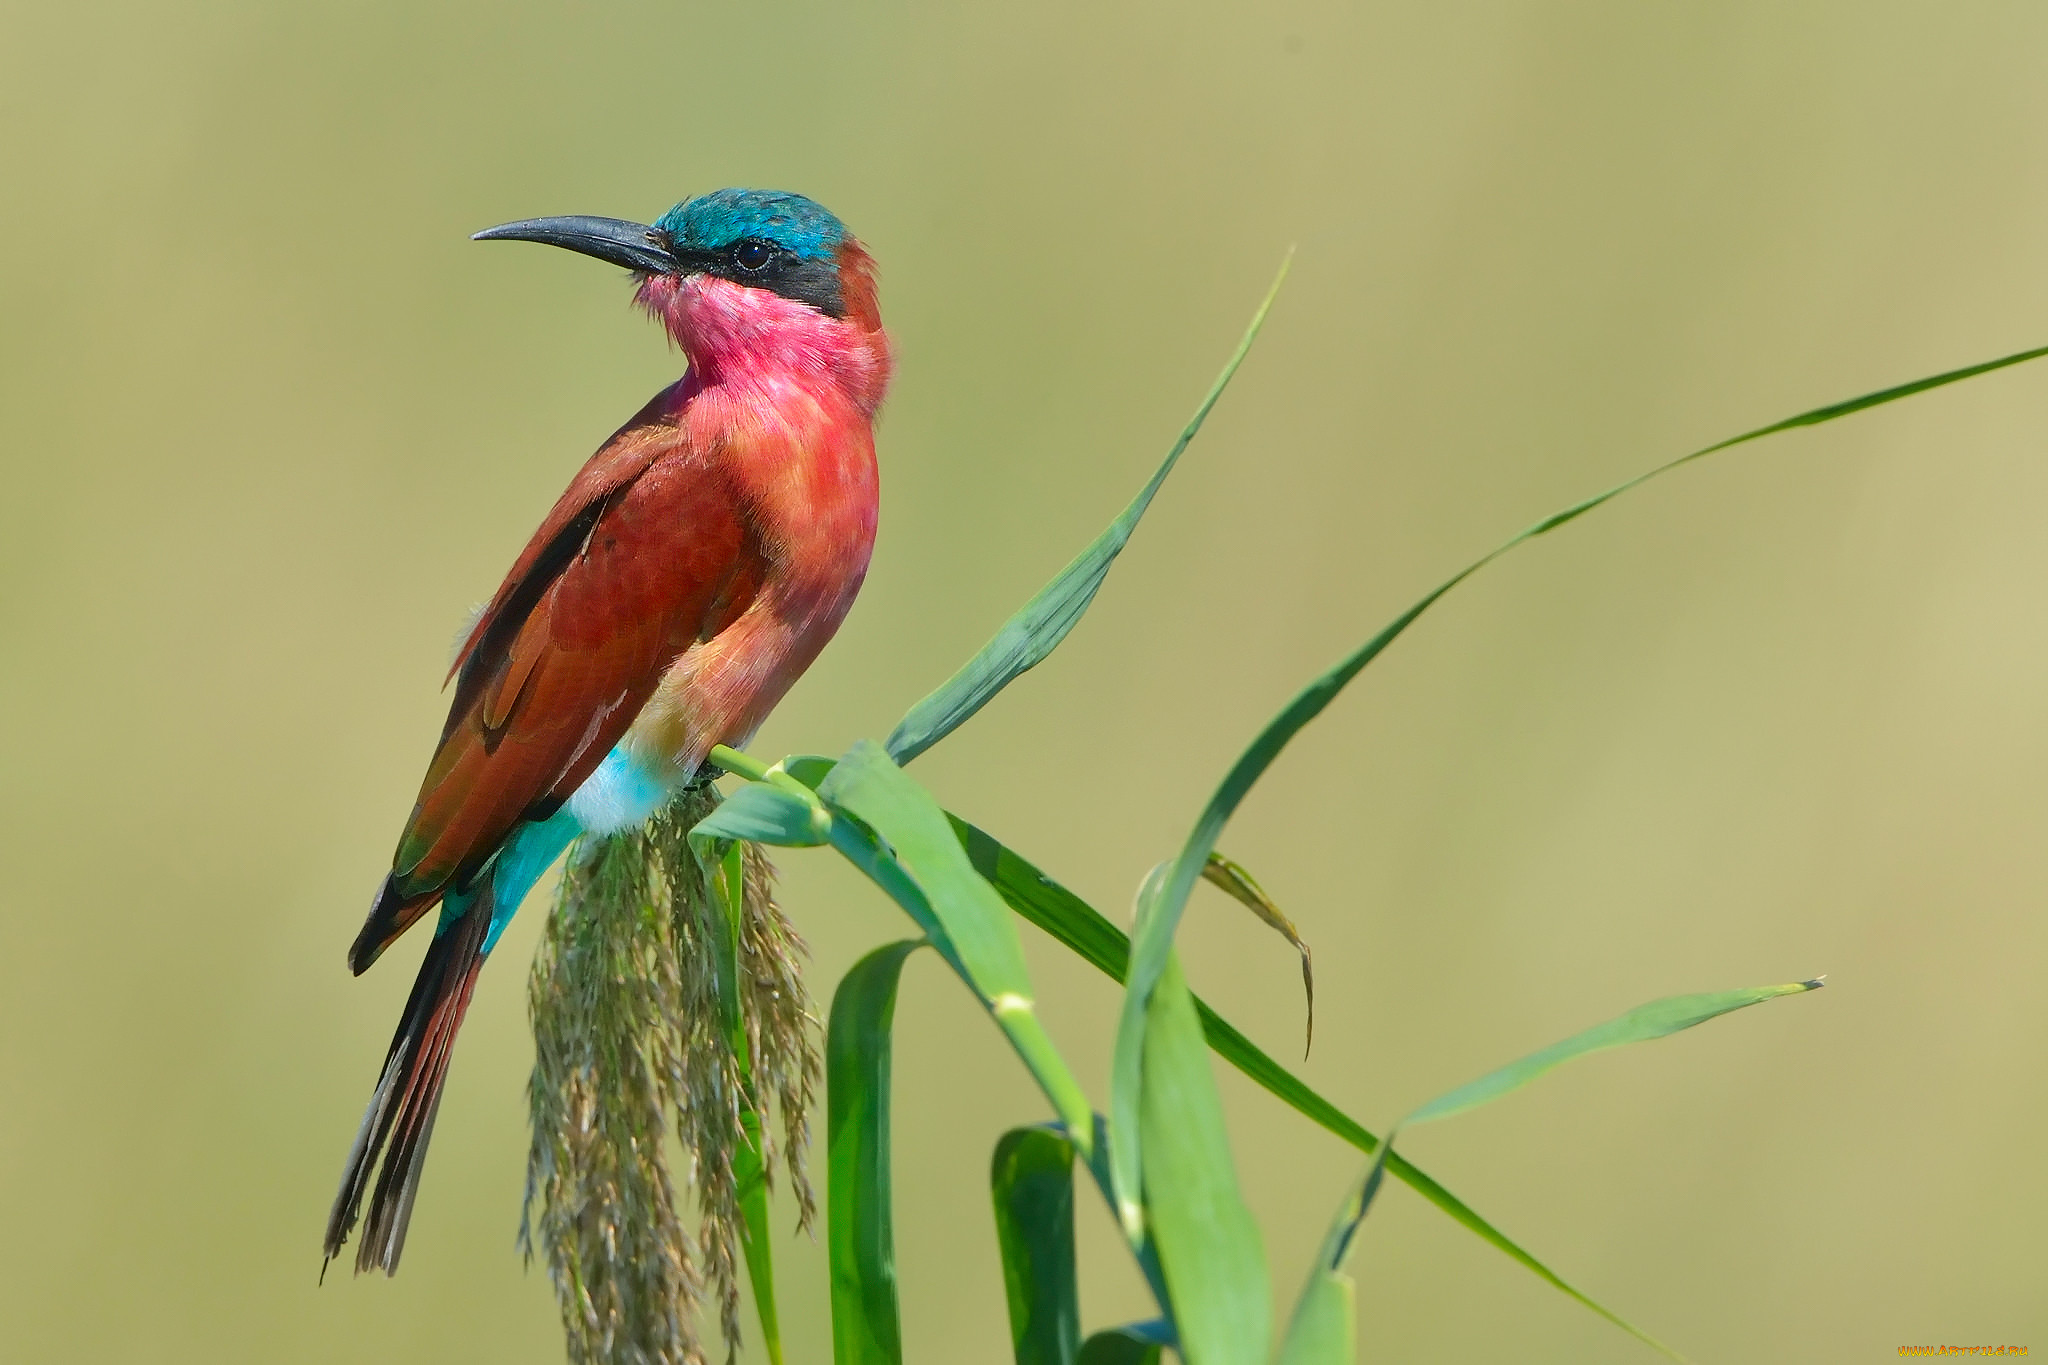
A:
<box><xmin>473</xmin><ymin>189</ymin><xmax>885</xmax><ymax>383</ymax></box>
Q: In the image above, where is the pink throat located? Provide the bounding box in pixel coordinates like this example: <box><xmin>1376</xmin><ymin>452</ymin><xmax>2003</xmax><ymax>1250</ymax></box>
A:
<box><xmin>635</xmin><ymin>273</ymin><xmax>890</xmax><ymax>414</ymax></box>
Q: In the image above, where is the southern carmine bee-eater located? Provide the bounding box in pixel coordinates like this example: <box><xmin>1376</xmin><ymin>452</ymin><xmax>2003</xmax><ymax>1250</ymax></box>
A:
<box><xmin>322</xmin><ymin>189</ymin><xmax>889</xmax><ymax>1275</ymax></box>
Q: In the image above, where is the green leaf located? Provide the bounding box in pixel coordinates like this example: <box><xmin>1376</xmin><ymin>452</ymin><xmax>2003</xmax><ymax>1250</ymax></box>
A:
<box><xmin>778</xmin><ymin>753</ymin><xmax>840</xmax><ymax>790</ymax></box>
<box><xmin>955</xmin><ymin>817</ymin><xmax>1128</xmax><ymax>976</ymax></box>
<box><xmin>819</xmin><ymin>742</ymin><xmax>1095</xmax><ymax>1155</ymax></box>
<box><xmin>952</xmin><ymin>814</ymin><xmax>1674</xmax><ymax>1355</ymax></box>
<box><xmin>1202</xmin><ymin>852</ymin><xmax>1314</xmax><ymax>1057</ymax></box>
<box><xmin>1134</xmin><ymin>877</ymin><xmax>1270</xmax><ymax>1365</ymax></box>
<box><xmin>991</xmin><ymin>1127</ymin><xmax>1082</xmax><ymax>1365</ymax></box>
<box><xmin>1273</xmin><ymin>1245</ymin><xmax>1354</xmax><ymax>1365</ymax></box>
<box><xmin>1406</xmin><ymin>979</ymin><xmax>1824</xmax><ymax>1130</ymax></box>
<box><xmin>827</xmin><ymin>939</ymin><xmax>924</xmax><ymax>1365</ymax></box>
<box><xmin>707</xmin><ymin>842</ymin><xmax>747</xmax><ymax>1049</ymax></box>
<box><xmin>1271</xmin><ymin>973</ymin><xmax>1820</xmax><ymax>1365</ymax></box>
<box><xmin>688</xmin><ymin>843</ymin><xmax>790</xmax><ymax>1365</ymax></box>
<box><xmin>1273</xmin><ymin>1140</ymin><xmax>1399</xmax><ymax>1365</ymax></box>
<box><xmin>709</xmin><ymin>841</ymin><xmax>785</xmax><ymax>1365</ymax></box>
<box><xmin>689</xmin><ymin>779</ymin><xmax>829</xmax><ymax>848</ymax></box>
<box><xmin>884</xmin><ymin>255</ymin><xmax>1293</xmax><ymax>766</ymax></box>
<box><xmin>1076</xmin><ymin>1322</ymin><xmax>1173</xmax><ymax>1365</ymax></box>
<box><xmin>1109</xmin><ymin>337</ymin><xmax>2048</xmax><ymax>1275</ymax></box>
<box><xmin>1329</xmin><ymin>979</ymin><xmax>1824</xmax><ymax>1358</ymax></box>
<box><xmin>1071</xmin><ymin>1114</ymin><xmax>1174</xmax><ymax>1321</ymax></box>
<box><xmin>734</xmin><ymin>1109</ymin><xmax>784</xmax><ymax>1365</ymax></box>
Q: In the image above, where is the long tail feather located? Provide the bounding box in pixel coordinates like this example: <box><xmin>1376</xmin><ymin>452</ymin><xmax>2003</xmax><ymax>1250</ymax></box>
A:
<box><xmin>324</xmin><ymin>889</ymin><xmax>492</xmax><ymax>1277</ymax></box>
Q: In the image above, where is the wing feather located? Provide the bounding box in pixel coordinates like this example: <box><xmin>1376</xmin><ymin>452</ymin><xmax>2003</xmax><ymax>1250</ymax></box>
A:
<box><xmin>352</xmin><ymin>401</ymin><xmax>761</xmax><ymax>971</ymax></box>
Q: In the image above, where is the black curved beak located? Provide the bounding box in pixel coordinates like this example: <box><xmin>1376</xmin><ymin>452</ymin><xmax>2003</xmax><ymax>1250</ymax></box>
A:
<box><xmin>471</xmin><ymin>215</ymin><xmax>679</xmax><ymax>274</ymax></box>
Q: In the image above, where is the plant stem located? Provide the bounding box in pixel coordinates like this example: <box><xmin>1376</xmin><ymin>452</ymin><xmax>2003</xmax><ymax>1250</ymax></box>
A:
<box><xmin>708</xmin><ymin>743</ymin><xmax>771</xmax><ymax>782</ymax></box>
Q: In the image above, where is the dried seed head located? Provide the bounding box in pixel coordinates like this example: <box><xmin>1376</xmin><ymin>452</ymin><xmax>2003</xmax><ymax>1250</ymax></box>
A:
<box><xmin>525</xmin><ymin>785</ymin><xmax>819</xmax><ymax>1365</ymax></box>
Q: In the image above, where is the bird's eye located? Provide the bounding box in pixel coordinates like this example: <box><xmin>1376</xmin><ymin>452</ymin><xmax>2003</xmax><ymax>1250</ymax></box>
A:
<box><xmin>732</xmin><ymin>240</ymin><xmax>774</xmax><ymax>272</ymax></box>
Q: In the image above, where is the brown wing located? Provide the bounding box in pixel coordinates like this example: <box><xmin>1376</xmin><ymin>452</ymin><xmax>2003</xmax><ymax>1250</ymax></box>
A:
<box><xmin>350</xmin><ymin>408</ymin><xmax>759</xmax><ymax>971</ymax></box>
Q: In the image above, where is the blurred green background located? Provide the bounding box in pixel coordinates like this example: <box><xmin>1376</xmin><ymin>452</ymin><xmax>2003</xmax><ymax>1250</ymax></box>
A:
<box><xmin>4</xmin><ymin>1</ymin><xmax>2046</xmax><ymax>1360</ymax></box>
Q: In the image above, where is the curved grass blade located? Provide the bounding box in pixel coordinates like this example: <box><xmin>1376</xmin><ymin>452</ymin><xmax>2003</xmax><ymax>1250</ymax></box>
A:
<box><xmin>1133</xmin><ymin>877</ymin><xmax>1270</xmax><ymax>1365</ymax></box>
<box><xmin>885</xmin><ymin>255</ymin><xmax>1293</xmax><ymax>766</ymax></box>
<box><xmin>952</xmin><ymin>814</ymin><xmax>1676</xmax><ymax>1356</ymax></box>
<box><xmin>819</xmin><ymin>742</ymin><xmax>1095</xmax><ymax>1155</ymax></box>
<box><xmin>827</xmin><ymin>939</ymin><xmax>924</xmax><ymax>1365</ymax></box>
<box><xmin>733</xmin><ymin>1111</ymin><xmax>782</xmax><ymax>1365</ymax></box>
<box><xmin>777</xmin><ymin>753</ymin><xmax>840</xmax><ymax>790</ymax></box>
<box><xmin>706</xmin><ymin>842</ymin><xmax>747</xmax><ymax>1048</ymax></box>
<box><xmin>1274</xmin><ymin>1276</ymin><xmax>1352</xmax><ymax>1365</ymax></box>
<box><xmin>991</xmin><ymin>1127</ymin><xmax>1082</xmax><ymax>1365</ymax></box>
<box><xmin>1406</xmin><ymin>978</ymin><xmax>1823</xmax><ymax>1129</ymax></box>
<box><xmin>1322</xmin><ymin>978</ymin><xmax>1825</xmax><ymax>1365</ymax></box>
<box><xmin>701</xmin><ymin>843</ymin><xmax>788</xmax><ymax>1365</ymax></box>
<box><xmin>690</xmin><ymin>780</ymin><xmax>831</xmax><ymax>848</ymax></box>
<box><xmin>1066</xmin><ymin>1113</ymin><xmax>1174</xmax><ymax>1323</ymax></box>
<box><xmin>705</xmin><ymin>743</ymin><xmax>1094</xmax><ymax>1154</ymax></box>
<box><xmin>1077</xmin><ymin>1321</ymin><xmax>1173</xmax><ymax>1365</ymax></box>
<box><xmin>1111</xmin><ymin>337</ymin><xmax>2048</xmax><ymax>1258</ymax></box>
<box><xmin>1203</xmin><ymin>852</ymin><xmax>1314</xmax><ymax>1057</ymax></box>
<box><xmin>1273</xmin><ymin>1173</ymin><xmax>1359</xmax><ymax>1365</ymax></box>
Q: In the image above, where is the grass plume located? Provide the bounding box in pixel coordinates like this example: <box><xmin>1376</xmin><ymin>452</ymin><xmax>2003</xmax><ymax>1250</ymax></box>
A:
<box><xmin>523</xmin><ymin>783</ymin><xmax>819</xmax><ymax>1365</ymax></box>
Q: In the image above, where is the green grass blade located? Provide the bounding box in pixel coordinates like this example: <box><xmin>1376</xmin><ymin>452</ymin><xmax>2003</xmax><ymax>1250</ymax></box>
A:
<box><xmin>991</xmin><ymin>1127</ymin><xmax>1083</xmax><ymax>1365</ymax></box>
<box><xmin>1405</xmin><ymin>979</ymin><xmax>1824</xmax><ymax>1129</ymax></box>
<box><xmin>827</xmin><ymin>939</ymin><xmax>924</xmax><ymax>1365</ymax></box>
<box><xmin>1109</xmin><ymin>338</ymin><xmax>2048</xmax><ymax>1264</ymax></box>
<box><xmin>1133</xmin><ymin>892</ymin><xmax>1270</xmax><ymax>1365</ymax></box>
<box><xmin>1274</xmin><ymin>1274</ymin><xmax>1353</xmax><ymax>1365</ymax></box>
<box><xmin>955</xmin><ymin>816</ymin><xmax>1129</xmax><ymax>974</ymax></box>
<box><xmin>1520</xmin><ymin>340</ymin><xmax>2048</xmax><ymax>545</ymax></box>
<box><xmin>1275</xmin><ymin>1161</ymin><xmax>1384</xmax><ymax>1365</ymax></box>
<box><xmin>708</xmin><ymin>841</ymin><xmax>786</xmax><ymax>1365</ymax></box>
<box><xmin>1320</xmin><ymin>980</ymin><xmax>1823</xmax><ymax>1365</ymax></box>
<box><xmin>707</xmin><ymin>842</ymin><xmax>747</xmax><ymax>1048</ymax></box>
<box><xmin>777</xmin><ymin>753</ymin><xmax>841</xmax><ymax>790</ymax></box>
<box><xmin>884</xmin><ymin>255</ymin><xmax>1292</xmax><ymax>766</ymax></box>
<box><xmin>1070</xmin><ymin>1113</ymin><xmax>1175</xmax><ymax>1321</ymax></box>
<box><xmin>819</xmin><ymin>742</ymin><xmax>1095</xmax><ymax>1154</ymax></box>
<box><xmin>689</xmin><ymin>779</ymin><xmax>830</xmax><ymax>847</ymax></box>
<box><xmin>1274</xmin><ymin>1200</ymin><xmax>1357</xmax><ymax>1365</ymax></box>
<box><xmin>734</xmin><ymin>1109</ymin><xmax>784</xmax><ymax>1365</ymax></box>
<box><xmin>710</xmin><ymin>743</ymin><xmax>1094</xmax><ymax>1154</ymax></box>
<box><xmin>1077</xmin><ymin>1321</ymin><xmax>1174</xmax><ymax>1365</ymax></box>
<box><xmin>952</xmin><ymin>814</ymin><xmax>1678</xmax><ymax>1357</ymax></box>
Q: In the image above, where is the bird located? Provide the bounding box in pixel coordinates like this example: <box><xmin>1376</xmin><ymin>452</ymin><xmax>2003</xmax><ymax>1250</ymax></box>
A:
<box><xmin>323</xmin><ymin>189</ymin><xmax>890</xmax><ymax>1276</ymax></box>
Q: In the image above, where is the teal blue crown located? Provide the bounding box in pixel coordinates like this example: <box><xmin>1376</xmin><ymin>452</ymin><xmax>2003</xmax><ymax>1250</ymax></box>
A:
<box><xmin>656</xmin><ymin>189</ymin><xmax>846</xmax><ymax>263</ymax></box>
